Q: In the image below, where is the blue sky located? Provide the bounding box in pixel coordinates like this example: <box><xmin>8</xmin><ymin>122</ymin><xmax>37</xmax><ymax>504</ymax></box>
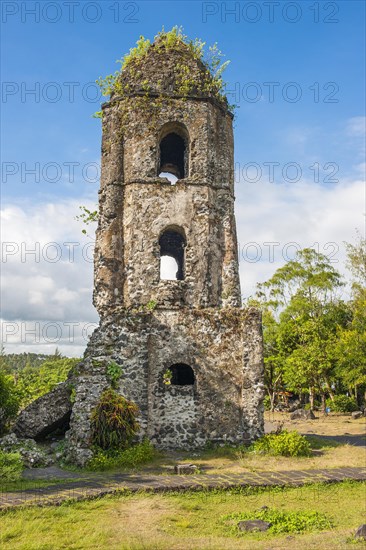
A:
<box><xmin>1</xmin><ymin>1</ymin><xmax>365</xmax><ymax>355</ymax></box>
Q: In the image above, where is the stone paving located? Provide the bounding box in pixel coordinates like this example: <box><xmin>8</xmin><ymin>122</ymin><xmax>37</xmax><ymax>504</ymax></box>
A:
<box><xmin>1</xmin><ymin>467</ymin><xmax>365</xmax><ymax>510</ymax></box>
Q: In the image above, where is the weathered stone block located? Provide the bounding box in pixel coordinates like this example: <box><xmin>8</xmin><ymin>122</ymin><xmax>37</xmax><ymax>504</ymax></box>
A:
<box><xmin>14</xmin><ymin>382</ymin><xmax>72</xmax><ymax>440</ymax></box>
<box><xmin>290</xmin><ymin>409</ymin><xmax>315</xmax><ymax>420</ymax></box>
<box><xmin>174</xmin><ymin>464</ymin><xmax>198</xmax><ymax>475</ymax></box>
<box><xmin>238</xmin><ymin>520</ymin><xmax>271</xmax><ymax>532</ymax></box>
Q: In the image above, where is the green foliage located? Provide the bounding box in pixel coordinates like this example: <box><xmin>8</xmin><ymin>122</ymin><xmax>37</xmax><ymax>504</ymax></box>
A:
<box><xmin>96</xmin><ymin>26</ymin><xmax>231</xmax><ymax>107</ymax></box>
<box><xmin>146</xmin><ymin>299</ymin><xmax>157</xmax><ymax>311</ymax></box>
<box><xmin>0</xmin><ymin>351</ymin><xmax>80</xmax><ymax>415</ymax></box>
<box><xmin>327</xmin><ymin>395</ymin><xmax>358</xmax><ymax>413</ymax></box>
<box><xmin>87</xmin><ymin>439</ymin><xmax>157</xmax><ymax>471</ymax></box>
<box><xmin>90</xmin><ymin>389</ymin><xmax>140</xmax><ymax>450</ymax></box>
<box><xmin>257</xmin><ymin>248</ymin><xmax>344</xmax><ymax>311</ymax></box>
<box><xmin>106</xmin><ymin>362</ymin><xmax>123</xmax><ymax>389</ymax></box>
<box><xmin>0</xmin><ymin>370</ymin><xmax>19</xmax><ymax>433</ymax></box>
<box><xmin>250</xmin><ymin>430</ymin><xmax>311</xmax><ymax>457</ymax></box>
<box><xmin>75</xmin><ymin>205</ymin><xmax>98</xmax><ymax>235</ymax></box>
<box><xmin>223</xmin><ymin>507</ymin><xmax>333</xmax><ymax>535</ymax></box>
<box><xmin>120</xmin><ymin>34</ymin><xmax>151</xmax><ymax>70</ymax></box>
<box><xmin>254</xmin><ymin>248</ymin><xmax>353</xmax><ymax>405</ymax></box>
<box><xmin>163</xmin><ymin>368</ymin><xmax>172</xmax><ymax>386</ymax></box>
<box><xmin>0</xmin><ymin>351</ymin><xmax>49</xmax><ymax>373</ymax></box>
<box><xmin>15</xmin><ymin>357</ymin><xmax>79</xmax><ymax>408</ymax></box>
<box><xmin>345</xmin><ymin>231</ymin><xmax>366</xmax><ymax>296</ymax></box>
<box><xmin>304</xmin><ymin>400</ymin><xmax>320</xmax><ymax>410</ymax></box>
<box><xmin>263</xmin><ymin>395</ymin><xmax>271</xmax><ymax>411</ymax></box>
<box><xmin>0</xmin><ymin>451</ymin><xmax>23</xmax><ymax>481</ymax></box>
<box><xmin>335</xmin><ymin>291</ymin><xmax>366</xmax><ymax>391</ymax></box>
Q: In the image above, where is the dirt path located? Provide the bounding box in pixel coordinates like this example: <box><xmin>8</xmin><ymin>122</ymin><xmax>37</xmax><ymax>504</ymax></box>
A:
<box><xmin>1</xmin><ymin>466</ymin><xmax>365</xmax><ymax>510</ymax></box>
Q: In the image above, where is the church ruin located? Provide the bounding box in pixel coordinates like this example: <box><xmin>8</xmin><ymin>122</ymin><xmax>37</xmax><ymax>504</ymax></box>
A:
<box><xmin>16</xmin><ymin>31</ymin><xmax>265</xmax><ymax>465</ymax></box>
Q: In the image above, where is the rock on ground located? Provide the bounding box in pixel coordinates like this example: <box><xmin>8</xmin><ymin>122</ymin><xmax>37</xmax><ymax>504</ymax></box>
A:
<box><xmin>0</xmin><ymin>433</ymin><xmax>53</xmax><ymax>468</ymax></box>
<box><xmin>174</xmin><ymin>464</ymin><xmax>198</xmax><ymax>475</ymax></box>
<box><xmin>355</xmin><ymin>524</ymin><xmax>366</xmax><ymax>540</ymax></box>
<box><xmin>238</xmin><ymin>519</ymin><xmax>272</xmax><ymax>532</ymax></box>
<box><xmin>14</xmin><ymin>382</ymin><xmax>72</xmax><ymax>440</ymax></box>
<box><xmin>290</xmin><ymin>408</ymin><xmax>315</xmax><ymax>420</ymax></box>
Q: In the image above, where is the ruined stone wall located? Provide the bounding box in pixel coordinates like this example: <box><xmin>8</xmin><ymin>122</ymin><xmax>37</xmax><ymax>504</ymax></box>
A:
<box><xmin>65</xmin><ymin>307</ymin><xmax>264</xmax><ymax>464</ymax></box>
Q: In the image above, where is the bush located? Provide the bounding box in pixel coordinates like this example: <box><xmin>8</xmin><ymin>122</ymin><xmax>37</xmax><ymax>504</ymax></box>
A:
<box><xmin>250</xmin><ymin>430</ymin><xmax>311</xmax><ymax>457</ymax></box>
<box><xmin>88</xmin><ymin>439</ymin><xmax>157</xmax><ymax>471</ymax></box>
<box><xmin>0</xmin><ymin>370</ymin><xmax>19</xmax><ymax>434</ymax></box>
<box><xmin>263</xmin><ymin>395</ymin><xmax>271</xmax><ymax>411</ymax></box>
<box><xmin>304</xmin><ymin>399</ymin><xmax>321</xmax><ymax>410</ymax></box>
<box><xmin>90</xmin><ymin>388</ymin><xmax>140</xmax><ymax>450</ymax></box>
<box><xmin>0</xmin><ymin>450</ymin><xmax>23</xmax><ymax>481</ymax></box>
<box><xmin>327</xmin><ymin>395</ymin><xmax>358</xmax><ymax>413</ymax></box>
<box><xmin>223</xmin><ymin>507</ymin><xmax>333</xmax><ymax>534</ymax></box>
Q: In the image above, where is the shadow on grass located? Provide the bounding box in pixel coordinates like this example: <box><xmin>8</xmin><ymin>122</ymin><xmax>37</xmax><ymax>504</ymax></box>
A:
<box><xmin>305</xmin><ymin>433</ymin><xmax>366</xmax><ymax>448</ymax></box>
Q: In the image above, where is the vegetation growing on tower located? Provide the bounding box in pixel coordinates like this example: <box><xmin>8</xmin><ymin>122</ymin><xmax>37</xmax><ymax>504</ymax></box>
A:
<box><xmin>95</xmin><ymin>26</ymin><xmax>232</xmax><ymax>111</ymax></box>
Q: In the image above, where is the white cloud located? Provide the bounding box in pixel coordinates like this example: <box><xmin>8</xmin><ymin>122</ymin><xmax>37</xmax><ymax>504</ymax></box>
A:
<box><xmin>1</xmin><ymin>169</ymin><xmax>364</xmax><ymax>355</ymax></box>
<box><xmin>1</xmin><ymin>199</ymin><xmax>98</xmax><ymax>356</ymax></box>
<box><xmin>346</xmin><ymin>116</ymin><xmax>366</xmax><ymax>138</ymax></box>
<box><xmin>236</xmin><ymin>176</ymin><xmax>365</xmax><ymax>299</ymax></box>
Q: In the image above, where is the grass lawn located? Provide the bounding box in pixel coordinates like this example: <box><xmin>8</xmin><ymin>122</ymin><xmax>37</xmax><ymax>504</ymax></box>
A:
<box><xmin>1</xmin><ymin>481</ymin><xmax>365</xmax><ymax>549</ymax></box>
<box><xmin>132</xmin><ymin>412</ymin><xmax>366</xmax><ymax>476</ymax></box>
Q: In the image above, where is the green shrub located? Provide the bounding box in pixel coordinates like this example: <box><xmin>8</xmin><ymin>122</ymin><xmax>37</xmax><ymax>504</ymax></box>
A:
<box><xmin>250</xmin><ymin>430</ymin><xmax>311</xmax><ymax>457</ymax></box>
<box><xmin>0</xmin><ymin>450</ymin><xmax>23</xmax><ymax>481</ymax></box>
<box><xmin>106</xmin><ymin>362</ymin><xmax>123</xmax><ymax>389</ymax></box>
<box><xmin>326</xmin><ymin>395</ymin><xmax>358</xmax><ymax>413</ymax></box>
<box><xmin>88</xmin><ymin>439</ymin><xmax>157</xmax><ymax>471</ymax></box>
<box><xmin>263</xmin><ymin>395</ymin><xmax>271</xmax><ymax>411</ymax></box>
<box><xmin>223</xmin><ymin>507</ymin><xmax>333</xmax><ymax>534</ymax></box>
<box><xmin>304</xmin><ymin>399</ymin><xmax>321</xmax><ymax>410</ymax></box>
<box><xmin>0</xmin><ymin>370</ymin><xmax>19</xmax><ymax>434</ymax></box>
<box><xmin>90</xmin><ymin>388</ymin><xmax>140</xmax><ymax>450</ymax></box>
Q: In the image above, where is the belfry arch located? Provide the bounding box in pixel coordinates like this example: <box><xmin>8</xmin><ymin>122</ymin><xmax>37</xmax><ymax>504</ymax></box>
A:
<box><xmin>158</xmin><ymin>122</ymin><xmax>189</xmax><ymax>180</ymax></box>
<box><xmin>159</xmin><ymin>226</ymin><xmax>186</xmax><ymax>281</ymax></box>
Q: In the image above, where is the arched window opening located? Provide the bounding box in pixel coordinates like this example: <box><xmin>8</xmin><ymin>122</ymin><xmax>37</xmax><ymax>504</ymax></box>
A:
<box><xmin>169</xmin><ymin>363</ymin><xmax>195</xmax><ymax>386</ymax></box>
<box><xmin>159</xmin><ymin>229</ymin><xmax>186</xmax><ymax>281</ymax></box>
<box><xmin>158</xmin><ymin>123</ymin><xmax>189</xmax><ymax>181</ymax></box>
<box><xmin>159</xmin><ymin>132</ymin><xmax>186</xmax><ymax>179</ymax></box>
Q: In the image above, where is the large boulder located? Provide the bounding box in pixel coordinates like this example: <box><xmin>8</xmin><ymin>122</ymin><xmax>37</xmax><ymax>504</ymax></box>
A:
<box><xmin>352</xmin><ymin>411</ymin><xmax>363</xmax><ymax>419</ymax></box>
<box><xmin>14</xmin><ymin>382</ymin><xmax>72</xmax><ymax>440</ymax></box>
<box><xmin>290</xmin><ymin>408</ymin><xmax>315</xmax><ymax>420</ymax></box>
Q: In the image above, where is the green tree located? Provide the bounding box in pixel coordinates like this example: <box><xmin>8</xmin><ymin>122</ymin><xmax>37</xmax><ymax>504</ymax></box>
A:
<box><xmin>0</xmin><ymin>369</ymin><xmax>19</xmax><ymax>435</ymax></box>
<box><xmin>16</xmin><ymin>357</ymin><xmax>79</xmax><ymax>407</ymax></box>
<box><xmin>335</xmin><ymin>234</ymin><xmax>366</xmax><ymax>405</ymax></box>
<box><xmin>256</xmin><ymin>304</ymin><xmax>284</xmax><ymax>411</ymax></box>
<box><xmin>256</xmin><ymin>248</ymin><xmax>346</xmax><ymax>410</ymax></box>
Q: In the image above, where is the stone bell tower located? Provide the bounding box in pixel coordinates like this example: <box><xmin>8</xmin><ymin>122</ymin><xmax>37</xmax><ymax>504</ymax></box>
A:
<box><xmin>66</xmin><ymin>33</ymin><xmax>264</xmax><ymax>464</ymax></box>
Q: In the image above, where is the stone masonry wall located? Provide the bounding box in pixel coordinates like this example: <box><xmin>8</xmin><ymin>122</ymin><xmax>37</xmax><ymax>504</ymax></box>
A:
<box><xmin>94</xmin><ymin>94</ymin><xmax>240</xmax><ymax>316</ymax></box>
<box><xmin>65</xmin><ymin>307</ymin><xmax>264</xmax><ymax>464</ymax></box>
